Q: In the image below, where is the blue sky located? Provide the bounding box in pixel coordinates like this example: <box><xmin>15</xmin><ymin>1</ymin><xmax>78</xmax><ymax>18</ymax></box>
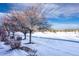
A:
<box><xmin>0</xmin><ymin>3</ymin><xmax>79</xmax><ymax>29</ymax></box>
<box><xmin>0</xmin><ymin>3</ymin><xmax>11</xmax><ymax>13</ymax></box>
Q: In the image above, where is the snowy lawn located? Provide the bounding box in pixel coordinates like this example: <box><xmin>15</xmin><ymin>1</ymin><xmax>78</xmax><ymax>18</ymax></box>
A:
<box><xmin>0</xmin><ymin>32</ymin><xmax>79</xmax><ymax>56</ymax></box>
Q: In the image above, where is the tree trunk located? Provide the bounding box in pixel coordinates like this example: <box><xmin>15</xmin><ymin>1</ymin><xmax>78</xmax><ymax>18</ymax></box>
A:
<box><xmin>23</xmin><ymin>31</ymin><xmax>27</xmax><ymax>40</ymax></box>
<box><xmin>24</xmin><ymin>32</ymin><xmax>26</xmax><ymax>40</ymax></box>
<box><xmin>8</xmin><ymin>30</ymin><xmax>10</xmax><ymax>36</ymax></box>
<box><xmin>29</xmin><ymin>30</ymin><xmax>32</xmax><ymax>44</ymax></box>
<box><xmin>12</xmin><ymin>31</ymin><xmax>15</xmax><ymax>37</ymax></box>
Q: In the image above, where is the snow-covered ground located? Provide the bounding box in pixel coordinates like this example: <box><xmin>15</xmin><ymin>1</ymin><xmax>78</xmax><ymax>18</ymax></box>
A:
<box><xmin>32</xmin><ymin>32</ymin><xmax>79</xmax><ymax>41</ymax></box>
<box><xmin>0</xmin><ymin>32</ymin><xmax>79</xmax><ymax>56</ymax></box>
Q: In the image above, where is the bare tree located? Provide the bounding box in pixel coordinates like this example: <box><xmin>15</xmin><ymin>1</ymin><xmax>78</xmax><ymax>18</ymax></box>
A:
<box><xmin>3</xmin><ymin>15</ymin><xmax>17</xmax><ymax>37</ymax></box>
<box><xmin>8</xmin><ymin>4</ymin><xmax>51</xmax><ymax>44</ymax></box>
<box><xmin>23</xmin><ymin>4</ymin><xmax>51</xmax><ymax>43</ymax></box>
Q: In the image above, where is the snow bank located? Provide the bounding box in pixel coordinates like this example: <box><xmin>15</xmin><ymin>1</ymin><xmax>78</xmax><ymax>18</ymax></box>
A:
<box><xmin>15</xmin><ymin>32</ymin><xmax>79</xmax><ymax>41</ymax></box>
<box><xmin>5</xmin><ymin>49</ymin><xmax>29</xmax><ymax>56</ymax></box>
<box><xmin>0</xmin><ymin>31</ymin><xmax>79</xmax><ymax>56</ymax></box>
<box><xmin>14</xmin><ymin>31</ymin><xmax>79</xmax><ymax>41</ymax></box>
<box><xmin>13</xmin><ymin>31</ymin><xmax>79</xmax><ymax>44</ymax></box>
<box><xmin>32</xmin><ymin>32</ymin><xmax>79</xmax><ymax>41</ymax></box>
<box><xmin>14</xmin><ymin>32</ymin><xmax>24</xmax><ymax>39</ymax></box>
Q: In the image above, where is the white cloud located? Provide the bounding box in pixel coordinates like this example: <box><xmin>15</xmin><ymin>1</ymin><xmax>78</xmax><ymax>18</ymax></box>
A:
<box><xmin>15</xmin><ymin>3</ymin><xmax>79</xmax><ymax>18</ymax></box>
<box><xmin>48</xmin><ymin>4</ymin><xmax>79</xmax><ymax>18</ymax></box>
<box><xmin>6</xmin><ymin>3</ymin><xmax>79</xmax><ymax>18</ymax></box>
<box><xmin>52</xmin><ymin>23</ymin><xmax>79</xmax><ymax>30</ymax></box>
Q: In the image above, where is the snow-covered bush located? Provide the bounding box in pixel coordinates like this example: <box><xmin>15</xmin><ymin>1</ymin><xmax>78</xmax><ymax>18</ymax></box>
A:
<box><xmin>9</xmin><ymin>40</ymin><xmax>21</xmax><ymax>49</ymax></box>
<box><xmin>8</xmin><ymin>36</ymin><xmax>21</xmax><ymax>49</ymax></box>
